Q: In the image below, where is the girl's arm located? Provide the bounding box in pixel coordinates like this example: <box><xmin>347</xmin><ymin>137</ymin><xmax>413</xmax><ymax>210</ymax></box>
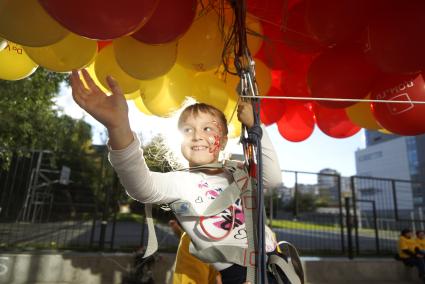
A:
<box><xmin>71</xmin><ymin>69</ymin><xmax>180</xmax><ymax>204</ymax></box>
<box><xmin>108</xmin><ymin>133</ymin><xmax>182</xmax><ymax>204</ymax></box>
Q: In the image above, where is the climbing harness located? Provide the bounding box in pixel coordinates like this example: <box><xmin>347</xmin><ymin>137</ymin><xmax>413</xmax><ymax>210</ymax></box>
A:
<box><xmin>141</xmin><ymin>159</ymin><xmax>304</xmax><ymax>284</ymax></box>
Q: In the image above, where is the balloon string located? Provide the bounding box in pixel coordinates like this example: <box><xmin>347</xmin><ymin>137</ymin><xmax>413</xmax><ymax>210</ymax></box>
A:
<box><xmin>248</xmin><ymin>14</ymin><xmax>319</xmax><ymax>42</ymax></box>
<box><xmin>239</xmin><ymin>95</ymin><xmax>425</xmax><ymax>104</ymax></box>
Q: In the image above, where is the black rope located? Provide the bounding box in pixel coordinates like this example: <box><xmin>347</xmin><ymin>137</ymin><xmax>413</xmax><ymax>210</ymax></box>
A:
<box><xmin>227</xmin><ymin>2</ymin><xmax>267</xmax><ymax>282</ymax></box>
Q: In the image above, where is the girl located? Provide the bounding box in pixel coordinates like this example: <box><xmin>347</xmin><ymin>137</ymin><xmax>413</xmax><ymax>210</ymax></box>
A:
<box><xmin>70</xmin><ymin>69</ymin><xmax>282</xmax><ymax>284</ymax></box>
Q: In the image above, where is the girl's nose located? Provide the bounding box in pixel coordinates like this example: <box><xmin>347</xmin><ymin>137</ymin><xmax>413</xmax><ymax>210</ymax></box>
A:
<box><xmin>192</xmin><ymin>129</ymin><xmax>202</xmax><ymax>140</ymax></box>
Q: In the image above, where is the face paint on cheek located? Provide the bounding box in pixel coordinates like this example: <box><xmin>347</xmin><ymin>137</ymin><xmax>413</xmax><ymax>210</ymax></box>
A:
<box><xmin>207</xmin><ymin>120</ymin><xmax>224</xmax><ymax>155</ymax></box>
<box><xmin>208</xmin><ymin>134</ymin><xmax>221</xmax><ymax>154</ymax></box>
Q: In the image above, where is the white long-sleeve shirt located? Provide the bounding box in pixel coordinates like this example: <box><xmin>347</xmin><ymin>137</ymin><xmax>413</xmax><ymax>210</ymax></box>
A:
<box><xmin>108</xmin><ymin>125</ymin><xmax>282</xmax><ymax>270</ymax></box>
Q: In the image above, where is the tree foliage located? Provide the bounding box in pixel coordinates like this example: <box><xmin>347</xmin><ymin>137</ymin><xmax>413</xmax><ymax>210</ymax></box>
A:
<box><xmin>0</xmin><ymin>69</ymin><xmax>68</xmax><ymax>152</ymax></box>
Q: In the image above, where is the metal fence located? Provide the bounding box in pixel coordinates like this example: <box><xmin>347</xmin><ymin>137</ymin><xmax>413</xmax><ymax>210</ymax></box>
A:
<box><xmin>1</xmin><ymin>151</ymin><xmax>424</xmax><ymax>258</ymax></box>
<box><xmin>0</xmin><ymin>149</ymin><xmax>179</xmax><ymax>253</ymax></box>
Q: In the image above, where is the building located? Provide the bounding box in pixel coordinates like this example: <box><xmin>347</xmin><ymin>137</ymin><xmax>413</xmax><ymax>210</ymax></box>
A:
<box><xmin>317</xmin><ymin>168</ymin><xmax>340</xmax><ymax>204</ymax></box>
<box><xmin>355</xmin><ymin>131</ymin><xmax>425</xmax><ymax>214</ymax></box>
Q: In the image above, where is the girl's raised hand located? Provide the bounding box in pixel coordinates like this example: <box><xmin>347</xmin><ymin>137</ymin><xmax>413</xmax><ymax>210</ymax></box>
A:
<box><xmin>71</xmin><ymin>69</ymin><xmax>129</xmax><ymax>131</ymax></box>
<box><xmin>71</xmin><ymin>69</ymin><xmax>133</xmax><ymax>149</ymax></box>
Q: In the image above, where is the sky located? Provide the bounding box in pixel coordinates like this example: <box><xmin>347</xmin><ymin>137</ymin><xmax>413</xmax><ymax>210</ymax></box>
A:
<box><xmin>55</xmin><ymin>85</ymin><xmax>366</xmax><ymax>186</ymax></box>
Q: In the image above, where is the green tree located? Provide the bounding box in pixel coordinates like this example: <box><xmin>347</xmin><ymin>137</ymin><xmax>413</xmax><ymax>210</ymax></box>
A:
<box><xmin>126</xmin><ymin>134</ymin><xmax>182</xmax><ymax>220</ymax></box>
<box><xmin>0</xmin><ymin>69</ymin><xmax>68</xmax><ymax>162</ymax></box>
<box><xmin>284</xmin><ymin>192</ymin><xmax>317</xmax><ymax>212</ymax></box>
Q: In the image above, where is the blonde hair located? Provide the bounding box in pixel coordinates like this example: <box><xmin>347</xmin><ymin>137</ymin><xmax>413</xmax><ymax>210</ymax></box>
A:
<box><xmin>177</xmin><ymin>103</ymin><xmax>228</xmax><ymax>136</ymax></box>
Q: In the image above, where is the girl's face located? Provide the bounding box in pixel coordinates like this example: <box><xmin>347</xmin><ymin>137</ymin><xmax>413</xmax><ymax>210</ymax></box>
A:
<box><xmin>179</xmin><ymin>112</ymin><xmax>228</xmax><ymax>167</ymax></box>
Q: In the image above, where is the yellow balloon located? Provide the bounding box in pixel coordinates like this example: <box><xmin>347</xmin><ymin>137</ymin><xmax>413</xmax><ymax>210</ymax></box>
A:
<box><xmin>346</xmin><ymin>96</ymin><xmax>381</xmax><ymax>130</ymax></box>
<box><xmin>228</xmin><ymin>116</ymin><xmax>242</xmax><ymax>139</ymax></box>
<box><xmin>133</xmin><ymin>96</ymin><xmax>152</xmax><ymax>115</ymax></box>
<box><xmin>124</xmin><ymin>90</ymin><xmax>141</xmax><ymax>100</ymax></box>
<box><xmin>378</xmin><ymin>128</ymin><xmax>393</xmax><ymax>134</ymax></box>
<box><xmin>223</xmin><ymin>73</ymin><xmax>240</xmax><ymax>98</ymax></box>
<box><xmin>0</xmin><ymin>42</ymin><xmax>38</xmax><ymax>81</ymax></box>
<box><xmin>94</xmin><ymin>45</ymin><xmax>140</xmax><ymax>94</ymax></box>
<box><xmin>82</xmin><ymin>62</ymin><xmax>138</xmax><ymax>98</ymax></box>
<box><xmin>255</xmin><ymin>58</ymin><xmax>272</xmax><ymax>95</ymax></box>
<box><xmin>191</xmin><ymin>72</ymin><xmax>229</xmax><ymax>111</ymax></box>
<box><xmin>177</xmin><ymin>10</ymin><xmax>223</xmax><ymax>72</ymax></box>
<box><xmin>81</xmin><ymin>62</ymin><xmax>110</xmax><ymax>94</ymax></box>
<box><xmin>222</xmin><ymin>95</ymin><xmax>240</xmax><ymax>137</ymax></box>
<box><xmin>114</xmin><ymin>36</ymin><xmax>177</xmax><ymax>80</ymax></box>
<box><xmin>0</xmin><ymin>0</ymin><xmax>68</xmax><ymax>47</ymax></box>
<box><xmin>142</xmin><ymin>64</ymin><xmax>192</xmax><ymax>117</ymax></box>
<box><xmin>0</xmin><ymin>37</ymin><xmax>7</xmax><ymax>51</ymax></box>
<box><xmin>24</xmin><ymin>33</ymin><xmax>97</xmax><ymax>72</ymax></box>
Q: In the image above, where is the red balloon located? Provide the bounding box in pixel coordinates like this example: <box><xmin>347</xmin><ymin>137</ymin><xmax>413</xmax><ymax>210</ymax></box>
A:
<box><xmin>365</xmin><ymin>0</ymin><xmax>425</xmax><ymax>73</ymax></box>
<box><xmin>260</xmin><ymin>88</ymin><xmax>286</xmax><ymax>126</ymax></box>
<box><xmin>38</xmin><ymin>0</ymin><xmax>158</xmax><ymax>40</ymax></box>
<box><xmin>282</xmin><ymin>0</ymin><xmax>324</xmax><ymax>53</ymax></box>
<box><xmin>313</xmin><ymin>103</ymin><xmax>361</xmax><ymax>138</ymax></box>
<box><xmin>277</xmin><ymin>101</ymin><xmax>315</xmax><ymax>142</ymax></box>
<box><xmin>308</xmin><ymin>45</ymin><xmax>381</xmax><ymax>108</ymax></box>
<box><xmin>271</xmin><ymin>69</ymin><xmax>287</xmax><ymax>90</ymax></box>
<box><xmin>306</xmin><ymin>0</ymin><xmax>373</xmax><ymax>45</ymax></box>
<box><xmin>97</xmin><ymin>41</ymin><xmax>112</xmax><ymax>51</ymax></box>
<box><xmin>132</xmin><ymin>0</ymin><xmax>197</xmax><ymax>44</ymax></box>
<box><xmin>256</xmin><ymin>22</ymin><xmax>318</xmax><ymax>72</ymax></box>
<box><xmin>247</xmin><ymin>0</ymin><xmax>289</xmax><ymax>24</ymax></box>
<box><xmin>371</xmin><ymin>72</ymin><xmax>425</xmax><ymax>135</ymax></box>
<box><xmin>282</xmin><ymin>69</ymin><xmax>312</xmax><ymax>100</ymax></box>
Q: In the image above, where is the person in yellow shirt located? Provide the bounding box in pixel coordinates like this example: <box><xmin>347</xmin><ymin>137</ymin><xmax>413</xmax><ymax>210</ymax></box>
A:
<box><xmin>416</xmin><ymin>231</ymin><xmax>425</xmax><ymax>254</ymax></box>
<box><xmin>398</xmin><ymin>228</ymin><xmax>425</xmax><ymax>282</ymax></box>
<box><xmin>169</xmin><ymin>219</ymin><xmax>221</xmax><ymax>284</ymax></box>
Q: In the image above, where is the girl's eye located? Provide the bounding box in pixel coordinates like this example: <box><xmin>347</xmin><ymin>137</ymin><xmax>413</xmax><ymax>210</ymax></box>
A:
<box><xmin>204</xmin><ymin>127</ymin><xmax>212</xmax><ymax>132</ymax></box>
<box><xmin>182</xmin><ymin>128</ymin><xmax>193</xmax><ymax>134</ymax></box>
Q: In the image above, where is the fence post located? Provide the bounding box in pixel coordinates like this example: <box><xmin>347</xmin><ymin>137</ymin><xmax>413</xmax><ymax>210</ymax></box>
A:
<box><xmin>391</xmin><ymin>180</ymin><xmax>399</xmax><ymax>220</ymax></box>
<box><xmin>371</xmin><ymin>200</ymin><xmax>380</xmax><ymax>254</ymax></box>
<box><xmin>350</xmin><ymin>177</ymin><xmax>360</xmax><ymax>255</ymax></box>
<box><xmin>337</xmin><ymin>175</ymin><xmax>345</xmax><ymax>254</ymax></box>
<box><xmin>345</xmin><ymin>197</ymin><xmax>353</xmax><ymax>259</ymax></box>
<box><xmin>293</xmin><ymin>172</ymin><xmax>299</xmax><ymax>219</ymax></box>
<box><xmin>110</xmin><ymin>172</ymin><xmax>119</xmax><ymax>250</ymax></box>
<box><xmin>99</xmin><ymin>185</ymin><xmax>110</xmax><ymax>250</ymax></box>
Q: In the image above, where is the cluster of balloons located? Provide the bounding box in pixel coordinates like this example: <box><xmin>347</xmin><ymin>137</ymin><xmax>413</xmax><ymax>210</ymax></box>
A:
<box><xmin>250</xmin><ymin>0</ymin><xmax>425</xmax><ymax>141</ymax></box>
<box><xmin>1</xmin><ymin>0</ymin><xmax>424</xmax><ymax>142</ymax></box>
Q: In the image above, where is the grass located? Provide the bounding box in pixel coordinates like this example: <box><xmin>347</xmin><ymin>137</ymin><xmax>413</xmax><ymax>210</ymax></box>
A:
<box><xmin>270</xmin><ymin>219</ymin><xmax>340</xmax><ymax>231</ymax></box>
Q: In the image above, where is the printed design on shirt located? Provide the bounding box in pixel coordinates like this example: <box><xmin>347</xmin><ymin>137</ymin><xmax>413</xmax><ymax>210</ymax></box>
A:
<box><xmin>195</xmin><ymin>196</ymin><xmax>203</xmax><ymax>203</ymax></box>
<box><xmin>198</xmin><ymin>180</ymin><xmax>245</xmax><ymax>238</ymax></box>
<box><xmin>234</xmin><ymin>228</ymin><xmax>247</xmax><ymax>240</ymax></box>
<box><xmin>198</xmin><ymin>180</ymin><xmax>209</xmax><ymax>190</ymax></box>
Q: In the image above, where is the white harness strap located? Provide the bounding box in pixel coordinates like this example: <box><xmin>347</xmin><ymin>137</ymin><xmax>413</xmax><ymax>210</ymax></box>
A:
<box><xmin>142</xmin><ymin>203</ymin><xmax>158</xmax><ymax>258</ymax></box>
<box><xmin>268</xmin><ymin>241</ymin><xmax>304</xmax><ymax>284</ymax></box>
